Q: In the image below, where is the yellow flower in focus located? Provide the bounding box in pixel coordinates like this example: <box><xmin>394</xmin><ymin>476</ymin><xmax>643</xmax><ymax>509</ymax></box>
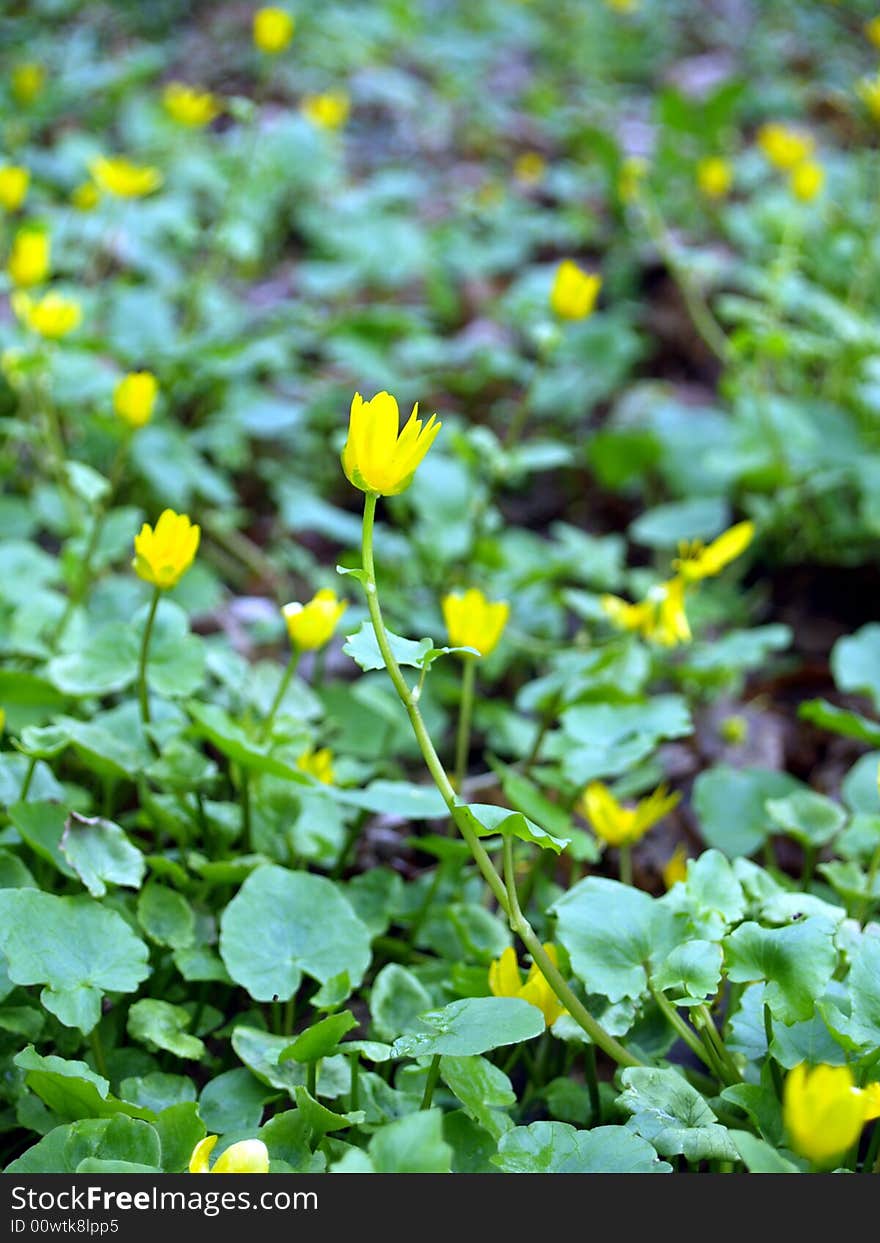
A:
<box><xmin>697</xmin><ymin>156</ymin><xmax>732</xmax><ymax>200</ymax></box>
<box><xmin>662</xmin><ymin>843</ymin><xmax>689</xmax><ymax>890</ymax></box>
<box><xmin>342</xmin><ymin>390</ymin><xmax>441</xmax><ymax>496</ymax></box>
<box><xmin>71</xmin><ymin>182</ymin><xmax>100</xmax><ymax>212</ymax></box>
<box><xmin>488</xmin><ymin>944</ymin><xmax>565</xmax><ymax>1026</ymax></box>
<box><xmin>301</xmin><ymin>92</ymin><xmax>350</xmax><ymax>130</ymax></box>
<box><xmin>132</xmin><ymin>510</ymin><xmax>200</xmax><ymax>591</ymax></box>
<box><xmin>550</xmin><ymin>259</ymin><xmax>601</xmax><ymax>320</ymax></box>
<box><xmin>757</xmin><ymin>123</ymin><xmax>814</xmax><ymax>171</ymax></box>
<box><xmin>0</xmin><ymin>166</ymin><xmax>29</xmax><ymax>212</ymax></box>
<box><xmin>12</xmin><ymin>290</ymin><xmax>81</xmax><ymax>339</ymax></box>
<box><xmin>253</xmin><ymin>7</ymin><xmax>295</xmax><ymax>53</ymax></box>
<box><xmin>11</xmin><ymin>63</ymin><xmax>45</xmax><ymax>106</ymax></box>
<box><xmin>579</xmin><ymin>781</ymin><xmax>680</xmax><ymax>848</ymax></box>
<box><xmin>189</xmin><ymin>1135</ymin><xmax>269</xmax><ymax>1175</ymax></box>
<box><xmin>114</xmin><ymin>371</ymin><xmax>158</xmax><ymax>429</ymax></box>
<box><xmin>514</xmin><ymin>151</ymin><xmax>547</xmax><ymax>186</ymax></box>
<box><xmin>163</xmin><ymin>83</ymin><xmax>220</xmax><ymax>128</ymax></box>
<box><xmin>297</xmin><ymin>747</ymin><xmax>335</xmax><ymax>785</ymax></box>
<box><xmin>866</xmin><ymin>15</ymin><xmax>880</xmax><ymax>47</ymax></box>
<box><xmin>7</xmin><ymin>228</ymin><xmax>50</xmax><ymax>287</ymax></box>
<box><xmin>673</xmin><ymin>521</ymin><xmax>754</xmax><ymax>582</ymax></box>
<box><xmin>790</xmin><ymin>161</ymin><xmax>824</xmax><ymax>202</ymax></box>
<box><xmin>442</xmin><ymin>588</ymin><xmax>510</xmax><ymax>658</ymax></box>
<box><xmin>89</xmin><ymin>157</ymin><xmax>163</xmax><ymax>199</ymax></box>
<box><xmin>282</xmin><ymin>588</ymin><xmax>347</xmax><ymax>651</ymax></box>
<box><xmin>783</xmin><ymin>1064</ymin><xmax>880</xmax><ymax>1167</ymax></box>
<box><xmin>618</xmin><ymin>156</ymin><xmax>648</xmax><ymax>203</ymax></box>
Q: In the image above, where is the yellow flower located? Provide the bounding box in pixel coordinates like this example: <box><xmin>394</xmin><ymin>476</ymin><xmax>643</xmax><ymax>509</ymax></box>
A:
<box><xmin>605</xmin><ymin>0</ymin><xmax>638</xmax><ymax>10</ymax></box>
<box><xmin>12</xmin><ymin>290</ymin><xmax>81</xmax><ymax>339</ymax></box>
<box><xmin>114</xmin><ymin>371</ymin><xmax>158</xmax><ymax>429</ymax></box>
<box><xmin>342</xmin><ymin>390</ymin><xmax>441</xmax><ymax>496</ymax></box>
<box><xmin>11</xmin><ymin>63</ymin><xmax>45</xmax><ymax>106</ymax></box>
<box><xmin>601</xmin><ymin>577</ymin><xmax>691</xmax><ymax>647</ymax></box>
<box><xmin>189</xmin><ymin>1135</ymin><xmax>269</xmax><ymax>1175</ymax></box>
<box><xmin>549</xmin><ymin>259</ymin><xmax>602</xmax><ymax>320</ymax></box>
<box><xmin>790</xmin><ymin>161</ymin><xmax>824</xmax><ymax>202</ymax></box>
<box><xmin>0</xmin><ymin>166</ymin><xmax>29</xmax><ymax>212</ymax></box>
<box><xmin>514</xmin><ymin>151</ymin><xmax>547</xmax><ymax>186</ymax></box>
<box><xmin>860</xmin><ymin>73</ymin><xmax>880</xmax><ymax>121</ymax></box>
<box><xmin>282</xmin><ymin>588</ymin><xmax>347</xmax><ymax>651</ymax></box>
<box><xmin>662</xmin><ymin>843</ymin><xmax>689</xmax><ymax>890</ymax></box>
<box><xmin>866</xmin><ymin>15</ymin><xmax>880</xmax><ymax>47</ymax></box>
<box><xmin>7</xmin><ymin>228</ymin><xmax>50</xmax><ymax>287</ymax></box>
<box><xmin>488</xmin><ymin>944</ymin><xmax>565</xmax><ymax>1026</ymax></box>
<box><xmin>71</xmin><ymin>182</ymin><xmax>100</xmax><ymax>211</ymax></box>
<box><xmin>579</xmin><ymin>781</ymin><xmax>680</xmax><ymax>848</ymax></box>
<box><xmin>297</xmin><ymin>747</ymin><xmax>335</xmax><ymax>784</ymax></box>
<box><xmin>757</xmin><ymin>123</ymin><xmax>814</xmax><ymax>171</ymax></box>
<box><xmin>89</xmin><ymin>157</ymin><xmax>163</xmax><ymax>199</ymax></box>
<box><xmin>783</xmin><ymin>1064</ymin><xmax>880</xmax><ymax>1167</ymax></box>
<box><xmin>697</xmin><ymin>156</ymin><xmax>732</xmax><ymax>200</ymax></box>
<box><xmin>132</xmin><ymin>510</ymin><xmax>200</xmax><ymax>591</ymax></box>
<box><xmin>618</xmin><ymin>155</ymin><xmax>648</xmax><ymax>203</ymax></box>
<box><xmin>672</xmin><ymin>521</ymin><xmax>754</xmax><ymax>582</ymax></box>
<box><xmin>253</xmin><ymin>7</ymin><xmax>295</xmax><ymax>53</ymax></box>
<box><xmin>163</xmin><ymin>82</ymin><xmax>220</xmax><ymax>128</ymax></box>
<box><xmin>442</xmin><ymin>588</ymin><xmax>510</xmax><ymax>658</ymax></box>
<box><xmin>301</xmin><ymin>91</ymin><xmax>350</xmax><ymax>130</ymax></box>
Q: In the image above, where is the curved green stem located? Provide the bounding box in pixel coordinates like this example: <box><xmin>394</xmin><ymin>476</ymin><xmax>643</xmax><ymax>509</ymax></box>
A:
<box><xmin>360</xmin><ymin>493</ymin><xmax>643</xmax><ymax>1068</ymax></box>
<box><xmin>137</xmin><ymin>587</ymin><xmax>161</xmax><ymax>729</ymax></box>
<box><xmin>420</xmin><ymin>1054</ymin><xmax>441</xmax><ymax>1110</ymax></box>
<box><xmin>261</xmin><ymin>651</ymin><xmax>300</xmax><ymax>741</ymax></box>
<box><xmin>454</xmin><ymin>656</ymin><xmax>476</xmax><ymax>789</ymax></box>
<box><xmin>649</xmin><ymin>984</ymin><xmax>717</xmax><ymax>1076</ymax></box>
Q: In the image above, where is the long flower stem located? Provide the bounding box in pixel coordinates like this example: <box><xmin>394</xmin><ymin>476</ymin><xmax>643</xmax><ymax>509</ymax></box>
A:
<box><xmin>649</xmin><ymin>984</ymin><xmax>718</xmax><ymax>1076</ymax></box>
<box><xmin>454</xmin><ymin>656</ymin><xmax>476</xmax><ymax>789</ymax></box>
<box><xmin>420</xmin><ymin>1054</ymin><xmax>442</xmax><ymax>1109</ymax></box>
<box><xmin>137</xmin><ymin>587</ymin><xmax>161</xmax><ymax>728</ymax></box>
<box><xmin>619</xmin><ymin>843</ymin><xmax>633</xmax><ymax>887</ymax></box>
<box><xmin>261</xmin><ymin>652</ymin><xmax>300</xmax><ymax>742</ymax></box>
<box><xmin>360</xmin><ymin>493</ymin><xmax>642</xmax><ymax>1069</ymax></box>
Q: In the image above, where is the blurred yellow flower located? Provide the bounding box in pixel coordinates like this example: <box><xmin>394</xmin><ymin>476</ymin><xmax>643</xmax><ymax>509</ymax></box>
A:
<box><xmin>601</xmin><ymin>577</ymin><xmax>691</xmax><ymax>647</ymax></box>
<box><xmin>859</xmin><ymin>72</ymin><xmax>880</xmax><ymax>121</ymax></box>
<box><xmin>253</xmin><ymin>7</ymin><xmax>295</xmax><ymax>53</ymax></box>
<box><xmin>342</xmin><ymin>390</ymin><xmax>441</xmax><ymax>496</ymax></box>
<box><xmin>618</xmin><ymin>155</ymin><xmax>648</xmax><ymax>203</ymax></box>
<box><xmin>0</xmin><ymin>166</ymin><xmax>29</xmax><ymax>212</ymax></box>
<box><xmin>697</xmin><ymin>156</ymin><xmax>732</xmax><ymax>199</ymax></box>
<box><xmin>297</xmin><ymin>747</ymin><xmax>335</xmax><ymax>784</ymax></box>
<box><xmin>550</xmin><ymin>259</ymin><xmax>601</xmax><ymax>320</ymax></box>
<box><xmin>673</xmin><ymin>521</ymin><xmax>754</xmax><ymax>582</ymax></box>
<box><xmin>579</xmin><ymin>781</ymin><xmax>680</xmax><ymax>848</ymax></box>
<box><xmin>7</xmin><ymin>228</ymin><xmax>50</xmax><ymax>287</ymax></box>
<box><xmin>301</xmin><ymin>91</ymin><xmax>350</xmax><ymax>130</ymax></box>
<box><xmin>163</xmin><ymin>82</ymin><xmax>220</xmax><ymax>128</ymax></box>
<box><xmin>189</xmin><ymin>1135</ymin><xmax>269</xmax><ymax>1175</ymax></box>
<box><xmin>605</xmin><ymin>0</ymin><xmax>639</xmax><ymax>10</ymax></box>
<box><xmin>133</xmin><ymin>510</ymin><xmax>200</xmax><ymax>591</ymax></box>
<box><xmin>11</xmin><ymin>63</ymin><xmax>45</xmax><ymax>106</ymax></box>
<box><xmin>489</xmin><ymin>944</ymin><xmax>565</xmax><ymax>1026</ymax></box>
<box><xmin>12</xmin><ymin>290</ymin><xmax>81</xmax><ymax>339</ymax></box>
<box><xmin>866</xmin><ymin>15</ymin><xmax>880</xmax><ymax>47</ymax></box>
<box><xmin>442</xmin><ymin>588</ymin><xmax>510</xmax><ymax>658</ymax></box>
<box><xmin>662</xmin><ymin>843</ymin><xmax>689</xmax><ymax>889</ymax></box>
<box><xmin>89</xmin><ymin>157</ymin><xmax>163</xmax><ymax>199</ymax></box>
<box><xmin>282</xmin><ymin>588</ymin><xmax>347</xmax><ymax>651</ymax></box>
<box><xmin>784</xmin><ymin>1064</ymin><xmax>880</xmax><ymax>1167</ymax></box>
<box><xmin>514</xmin><ymin>151</ymin><xmax>547</xmax><ymax>186</ymax></box>
<box><xmin>114</xmin><ymin>371</ymin><xmax>158</xmax><ymax>429</ymax></box>
<box><xmin>757</xmin><ymin>123</ymin><xmax>814</xmax><ymax>171</ymax></box>
<box><xmin>71</xmin><ymin>182</ymin><xmax>100</xmax><ymax>211</ymax></box>
<box><xmin>790</xmin><ymin>160</ymin><xmax>824</xmax><ymax>202</ymax></box>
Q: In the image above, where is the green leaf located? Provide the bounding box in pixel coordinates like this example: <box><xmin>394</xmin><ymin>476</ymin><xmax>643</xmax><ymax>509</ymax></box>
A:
<box><xmin>0</xmin><ymin>889</ymin><xmax>150</xmax><ymax>1032</ymax></box>
<box><xmin>293</xmin><ymin>1086</ymin><xmax>364</xmax><ymax>1136</ymax></box>
<box><xmin>556</xmin><ymin>697</ymin><xmax>692</xmax><ymax>783</ymax></box>
<box><xmin>833</xmin><ymin>623</ymin><xmax>880</xmax><ymax>711</ymax></box>
<box><xmin>765</xmin><ymin>790</ymin><xmax>846</xmax><ymax>848</ymax></box>
<box><xmin>343</xmin><ymin>622</ymin><xmax>432</xmax><ymax>672</ymax></box>
<box><xmin>0</xmin><ymin>672</ymin><xmax>66</xmax><ymax>731</ymax></box>
<box><xmin>457</xmin><ymin>801</ymin><xmax>570</xmax><ymax>854</ymax></box>
<box><xmin>137</xmin><ymin>882</ymin><xmax>196</xmax><ymax>949</ymax></box>
<box><xmin>220</xmin><ymin>865</ymin><xmax>372</xmax><ymax>1002</ymax></box>
<box><xmin>14</xmin><ymin>1047</ymin><xmax>155</xmax><ymax>1122</ymax></box>
<box><xmin>391</xmin><ymin>997</ymin><xmax>544</xmax><ymax>1058</ymax></box>
<box><xmin>618</xmin><ymin>1067</ymin><xmax>738</xmax><ymax>1162</ymax></box>
<box><xmin>553</xmin><ymin>877</ymin><xmax>677</xmax><ymax>1002</ymax></box>
<box><xmin>629</xmin><ymin>498</ymin><xmax>729</xmax><ymax>549</ymax></box>
<box><xmin>47</xmin><ymin>623</ymin><xmax>139</xmax><ymax>696</ymax></box>
<box><xmin>724</xmin><ymin>917</ymin><xmax>838</xmax><ymax>1023</ymax></box>
<box><xmin>728</xmin><ymin>1130</ymin><xmax>800</xmax><ymax>1173</ymax></box>
<box><xmin>7</xmin><ymin>801</ymin><xmax>78</xmax><ymax>879</ymax></box>
<box><xmin>187</xmin><ymin>702</ymin><xmax>309</xmax><ymax>783</ymax></box>
<box><xmin>333</xmin><ymin>780</ymin><xmax>447</xmax><ymax>819</ymax></box>
<box><xmin>651</xmin><ymin>941</ymin><xmax>723</xmax><ymax>1006</ymax></box>
<box><xmin>370</xmin><ymin>963</ymin><xmax>434</xmax><ymax>1041</ymax></box>
<box><xmin>367</xmin><ymin>1109</ymin><xmax>452</xmax><ymax>1173</ymax></box>
<box><xmin>8</xmin><ymin>1116</ymin><xmax>161</xmax><ymax>1174</ymax></box>
<box><xmin>199</xmin><ymin>1068</ymin><xmax>268</xmax><ymax>1135</ymax></box>
<box><xmin>693</xmin><ymin>767</ymin><xmax>802</xmax><ymax>856</ymax></box>
<box><xmin>143</xmin><ymin>601</ymin><xmax>205</xmax><ymax>699</ymax></box>
<box><xmin>127</xmin><ymin>1000</ymin><xmax>206</xmax><ymax>1061</ymax></box>
<box><xmin>60</xmin><ymin>812</ymin><xmax>145</xmax><ymax>897</ymax></box>
<box><xmin>799</xmin><ymin>699</ymin><xmax>880</xmax><ymax>748</ymax></box>
<box><xmin>439</xmin><ymin>1055</ymin><xmax>515</xmax><ymax>1141</ymax></box>
<box><xmin>281</xmin><ymin>1011</ymin><xmax>357</xmax><ymax>1063</ymax></box>
<box><xmin>494</xmin><ymin>1121</ymin><xmax>670</xmax><ymax>1173</ymax></box>
<box><xmin>154</xmin><ymin>1102</ymin><xmax>205</xmax><ymax>1173</ymax></box>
